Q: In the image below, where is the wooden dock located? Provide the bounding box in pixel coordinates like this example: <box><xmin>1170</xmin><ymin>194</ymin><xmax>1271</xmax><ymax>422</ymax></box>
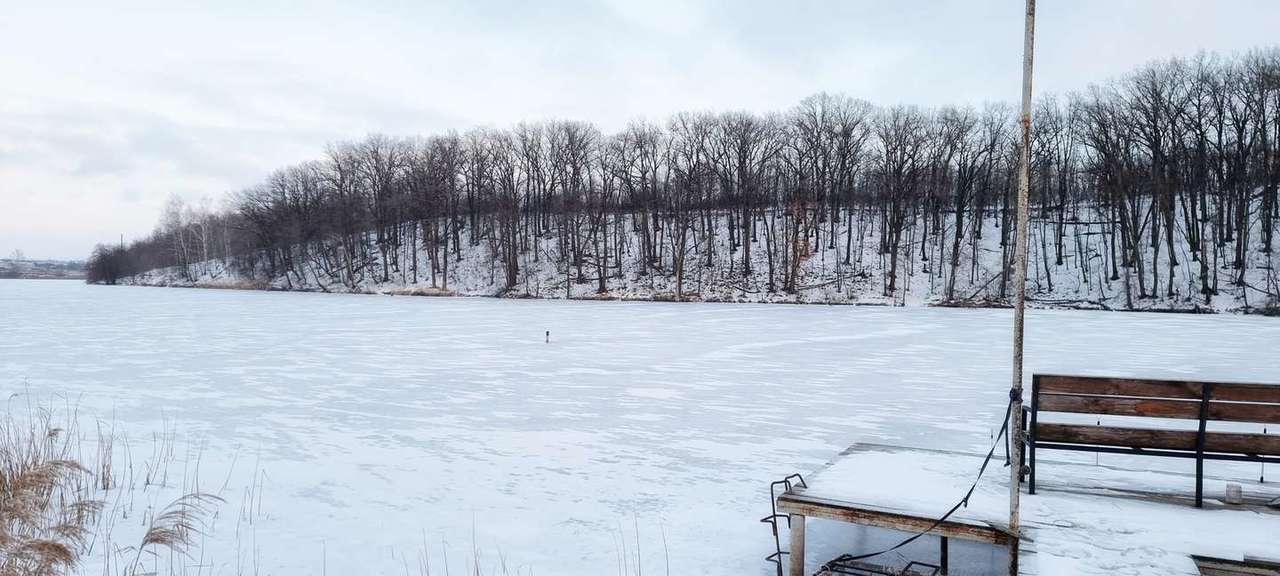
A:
<box><xmin>777</xmin><ymin>443</ymin><xmax>1280</xmax><ymax>575</ymax></box>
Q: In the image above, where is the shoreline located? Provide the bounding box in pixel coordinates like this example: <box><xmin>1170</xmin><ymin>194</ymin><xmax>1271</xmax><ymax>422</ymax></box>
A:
<box><xmin>96</xmin><ymin>279</ymin><xmax>1260</xmax><ymax>315</ymax></box>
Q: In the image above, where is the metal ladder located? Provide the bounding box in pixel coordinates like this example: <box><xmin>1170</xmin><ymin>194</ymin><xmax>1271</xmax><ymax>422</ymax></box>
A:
<box><xmin>761</xmin><ymin>473</ymin><xmax>806</xmax><ymax>576</ymax></box>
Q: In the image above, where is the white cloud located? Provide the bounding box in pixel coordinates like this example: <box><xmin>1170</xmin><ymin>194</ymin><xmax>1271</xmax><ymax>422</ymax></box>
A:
<box><xmin>2</xmin><ymin>0</ymin><xmax>1278</xmax><ymax>259</ymax></box>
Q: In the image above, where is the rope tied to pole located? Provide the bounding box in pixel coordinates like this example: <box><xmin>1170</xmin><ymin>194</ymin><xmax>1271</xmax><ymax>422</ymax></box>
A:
<box><xmin>819</xmin><ymin>397</ymin><xmax>1018</xmax><ymax>569</ymax></box>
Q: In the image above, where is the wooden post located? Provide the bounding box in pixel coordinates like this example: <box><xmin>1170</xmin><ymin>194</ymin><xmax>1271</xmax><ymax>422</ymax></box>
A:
<box><xmin>940</xmin><ymin>536</ymin><xmax>950</xmax><ymax>574</ymax></box>
<box><xmin>1008</xmin><ymin>1</ymin><xmax>1037</xmax><ymax>575</ymax></box>
<box><xmin>789</xmin><ymin>514</ymin><xmax>806</xmax><ymax>576</ymax></box>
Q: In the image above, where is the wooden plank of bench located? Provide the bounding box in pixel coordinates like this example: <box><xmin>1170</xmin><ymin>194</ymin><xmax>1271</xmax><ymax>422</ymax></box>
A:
<box><xmin>1213</xmin><ymin>384</ymin><xmax>1280</xmax><ymax>403</ymax></box>
<box><xmin>1036</xmin><ymin>375</ymin><xmax>1280</xmax><ymax>404</ymax></box>
<box><xmin>1036</xmin><ymin>424</ymin><xmax>1280</xmax><ymax>455</ymax></box>
<box><xmin>1037</xmin><ymin>376</ymin><xmax>1203</xmax><ymax>399</ymax></box>
<box><xmin>1038</xmin><ymin>394</ymin><xmax>1200</xmax><ymax>418</ymax></box>
<box><xmin>1037</xmin><ymin>423</ymin><xmax>1198</xmax><ymax>451</ymax></box>
<box><xmin>1038</xmin><ymin>394</ymin><xmax>1280</xmax><ymax>424</ymax></box>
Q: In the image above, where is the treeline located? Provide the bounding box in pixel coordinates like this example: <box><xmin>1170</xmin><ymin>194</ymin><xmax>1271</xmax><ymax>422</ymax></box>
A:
<box><xmin>89</xmin><ymin>49</ymin><xmax>1280</xmax><ymax>308</ymax></box>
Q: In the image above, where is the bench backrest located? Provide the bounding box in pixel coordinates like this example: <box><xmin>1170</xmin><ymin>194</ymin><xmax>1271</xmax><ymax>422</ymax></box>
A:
<box><xmin>1031</xmin><ymin>375</ymin><xmax>1280</xmax><ymax>455</ymax></box>
<box><xmin>1033</xmin><ymin>375</ymin><xmax>1280</xmax><ymax>424</ymax></box>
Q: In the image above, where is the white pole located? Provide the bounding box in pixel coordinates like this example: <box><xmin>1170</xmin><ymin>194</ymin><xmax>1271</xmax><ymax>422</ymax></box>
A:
<box><xmin>1008</xmin><ymin>1</ymin><xmax>1036</xmax><ymax>574</ymax></box>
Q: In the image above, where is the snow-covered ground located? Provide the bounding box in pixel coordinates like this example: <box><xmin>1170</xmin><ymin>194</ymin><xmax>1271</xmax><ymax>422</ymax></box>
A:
<box><xmin>3</xmin><ymin>280</ymin><xmax>1278</xmax><ymax>575</ymax></box>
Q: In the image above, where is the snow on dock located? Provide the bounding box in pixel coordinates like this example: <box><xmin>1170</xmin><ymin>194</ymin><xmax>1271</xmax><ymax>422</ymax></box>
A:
<box><xmin>779</xmin><ymin>443</ymin><xmax>1280</xmax><ymax>575</ymax></box>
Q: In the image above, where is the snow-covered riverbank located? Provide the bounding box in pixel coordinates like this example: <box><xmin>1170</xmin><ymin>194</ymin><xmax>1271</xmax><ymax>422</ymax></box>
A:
<box><xmin>120</xmin><ymin>211</ymin><xmax>1280</xmax><ymax>314</ymax></box>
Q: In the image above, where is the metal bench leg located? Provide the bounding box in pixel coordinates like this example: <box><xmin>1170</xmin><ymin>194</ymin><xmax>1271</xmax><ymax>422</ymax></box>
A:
<box><xmin>1028</xmin><ymin>382</ymin><xmax>1039</xmax><ymax>495</ymax></box>
<box><xmin>1195</xmin><ymin>383</ymin><xmax>1214</xmax><ymax>508</ymax></box>
<box><xmin>1195</xmin><ymin>463</ymin><xmax>1203</xmax><ymax>508</ymax></box>
<box><xmin>789</xmin><ymin>514</ymin><xmax>805</xmax><ymax>576</ymax></box>
<box><xmin>1028</xmin><ymin>441</ymin><xmax>1036</xmax><ymax>495</ymax></box>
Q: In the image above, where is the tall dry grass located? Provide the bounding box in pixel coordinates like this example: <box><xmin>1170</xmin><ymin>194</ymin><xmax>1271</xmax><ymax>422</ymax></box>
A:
<box><xmin>126</xmin><ymin>492</ymin><xmax>223</xmax><ymax>574</ymax></box>
<box><xmin>7</xmin><ymin>395</ymin><xmax>666</xmax><ymax>576</ymax></box>
<box><xmin>1</xmin><ymin>396</ymin><xmax>222</xmax><ymax>576</ymax></box>
<box><xmin>0</xmin><ymin>400</ymin><xmax>102</xmax><ymax>575</ymax></box>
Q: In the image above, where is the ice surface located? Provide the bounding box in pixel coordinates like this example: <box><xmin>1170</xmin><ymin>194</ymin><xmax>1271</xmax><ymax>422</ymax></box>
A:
<box><xmin>2</xmin><ymin>280</ymin><xmax>1278</xmax><ymax>575</ymax></box>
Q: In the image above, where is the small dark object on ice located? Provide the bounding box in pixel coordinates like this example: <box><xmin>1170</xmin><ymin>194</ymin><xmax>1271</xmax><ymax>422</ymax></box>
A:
<box><xmin>545</xmin><ymin>330</ymin><xmax>550</xmax><ymax>343</ymax></box>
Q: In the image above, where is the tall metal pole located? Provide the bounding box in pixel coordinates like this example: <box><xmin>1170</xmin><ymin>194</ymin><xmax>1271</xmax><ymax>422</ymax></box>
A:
<box><xmin>1008</xmin><ymin>1</ymin><xmax>1036</xmax><ymax>575</ymax></box>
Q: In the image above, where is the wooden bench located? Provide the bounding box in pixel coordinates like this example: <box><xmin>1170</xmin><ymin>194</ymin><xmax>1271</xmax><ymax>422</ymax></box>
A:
<box><xmin>1026</xmin><ymin>374</ymin><xmax>1280</xmax><ymax>507</ymax></box>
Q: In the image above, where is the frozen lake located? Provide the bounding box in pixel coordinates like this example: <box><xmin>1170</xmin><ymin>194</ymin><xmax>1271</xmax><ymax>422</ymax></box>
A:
<box><xmin>3</xmin><ymin>280</ymin><xmax>1278</xmax><ymax>575</ymax></box>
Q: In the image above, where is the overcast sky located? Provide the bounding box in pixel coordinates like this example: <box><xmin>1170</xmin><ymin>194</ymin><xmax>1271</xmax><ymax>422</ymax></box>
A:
<box><xmin>3</xmin><ymin>0</ymin><xmax>1279</xmax><ymax>260</ymax></box>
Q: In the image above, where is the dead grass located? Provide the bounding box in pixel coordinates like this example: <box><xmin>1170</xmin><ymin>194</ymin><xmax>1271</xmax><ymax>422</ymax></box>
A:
<box><xmin>386</xmin><ymin>286</ymin><xmax>458</xmax><ymax>297</ymax></box>
<box><xmin>126</xmin><ymin>493</ymin><xmax>223</xmax><ymax>574</ymax></box>
<box><xmin>2</xmin><ymin>396</ymin><xmax>223</xmax><ymax>576</ymax></box>
<box><xmin>1</xmin><ymin>401</ymin><xmax>103</xmax><ymax>575</ymax></box>
<box><xmin>191</xmin><ymin>280</ymin><xmax>271</xmax><ymax>291</ymax></box>
<box><xmin>5</xmin><ymin>395</ymin><xmax>653</xmax><ymax>576</ymax></box>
